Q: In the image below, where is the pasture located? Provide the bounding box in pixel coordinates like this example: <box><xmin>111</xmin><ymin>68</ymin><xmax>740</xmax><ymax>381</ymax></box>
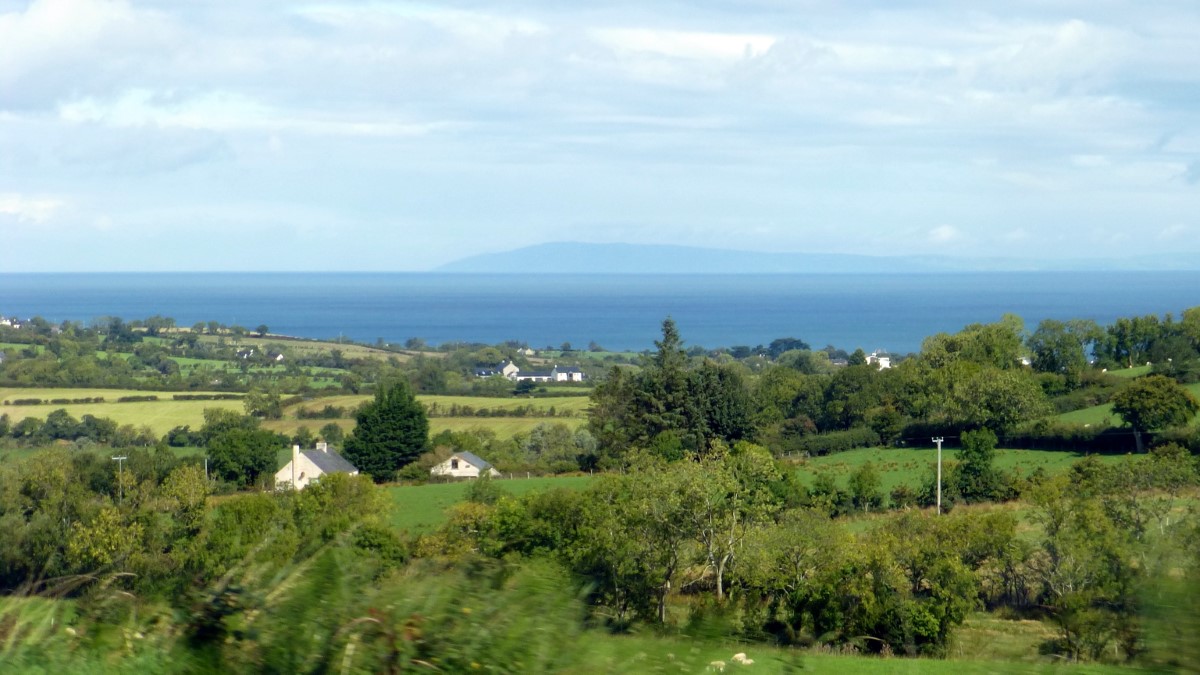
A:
<box><xmin>793</xmin><ymin>446</ymin><xmax>1134</xmax><ymax>495</ymax></box>
<box><xmin>1057</xmin><ymin>380</ymin><xmax>1200</xmax><ymax>426</ymax></box>
<box><xmin>1105</xmin><ymin>364</ymin><xmax>1152</xmax><ymax>378</ymax></box>
<box><xmin>386</xmin><ymin>475</ymin><xmax>594</xmax><ymax>533</ymax></box>
<box><xmin>263</xmin><ymin>415</ymin><xmax>587</xmax><ymax>440</ymax></box>
<box><xmin>0</xmin><ymin>388</ymin><xmax>244</xmax><ymax>435</ymax></box>
<box><xmin>195</xmin><ymin>334</ymin><xmax>408</xmax><ymax>361</ymax></box>
<box><xmin>285</xmin><ymin>394</ymin><xmax>590</xmax><ymax>417</ymax></box>
<box><xmin>0</xmin><ymin>388</ymin><xmax>591</xmax><ymax>440</ymax></box>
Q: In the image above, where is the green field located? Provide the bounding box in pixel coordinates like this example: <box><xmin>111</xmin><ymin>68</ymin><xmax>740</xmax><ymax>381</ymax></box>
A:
<box><xmin>1105</xmin><ymin>364</ymin><xmax>1152</xmax><ymax>378</ymax></box>
<box><xmin>0</xmin><ymin>388</ymin><xmax>244</xmax><ymax>434</ymax></box>
<box><xmin>1057</xmin><ymin>381</ymin><xmax>1200</xmax><ymax>426</ymax></box>
<box><xmin>420</xmin><ymin>394</ymin><xmax>590</xmax><ymax>414</ymax></box>
<box><xmin>0</xmin><ymin>389</ymin><xmax>590</xmax><ymax>440</ymax></box>
<box><xmin>271</xmin><ymin>394</ymin><xmax>591</xmax><ymax>440</ymax></box>
<box><xmin>286</xmin><ymin>394</ymin><xmax>590</xmax><ymax>417</ymax></box>
<box><xmin>386</xmin><ymin>475</ymin><xmax>594</xmax><ymax>533</ymax></box>
<box><xmin>195</xmin><ymin>334</ymin><xmax>408</xmax><ymax>361</ymax></box>
<box><xmin>794</xmin><ymin>446</ymin><xmax>1133</xmax><ymax>495</ymax></box>
<box><xmin>268</xmin><ymin>410</ymin><xmax>586</xmax><ymax>440</ymax></box>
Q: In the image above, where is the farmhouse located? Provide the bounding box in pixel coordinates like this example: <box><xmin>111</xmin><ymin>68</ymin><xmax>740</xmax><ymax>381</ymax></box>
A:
<box><xmin>474</xmin><ymin>360</ymin><xmax>521</xmax><ymax>379</ymax></box>
<box><xmin>431</xmin><ymin>451</ymin><xmax>501</xmax><ymax>479</ymax></box>
<box><xmin>865</xmin><ymin>350</ymin><xmax>891</xmax><ymax>369</ymax></box>
<box><xmin>276</xmin><ymin>442</ymin><xmax>360</xmax><ymax>490</ymax></box>
<box><xmin>475</xmin><ymin>360</ymin><xmax>585</xmax><ymax>382</ymax></box>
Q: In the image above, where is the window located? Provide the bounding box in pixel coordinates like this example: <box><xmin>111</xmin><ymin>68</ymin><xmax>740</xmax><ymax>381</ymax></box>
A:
<box><xmin>451</xmin><ymin>459</ymin><xmax>459</xmax><ymax>470</ymax></box>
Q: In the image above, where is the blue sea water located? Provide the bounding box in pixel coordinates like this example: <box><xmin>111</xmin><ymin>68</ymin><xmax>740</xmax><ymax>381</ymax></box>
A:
<box><xmin>1</xmin><ymin>272</ymin><xmax>1198</xmax><ymax>354</ymax></box>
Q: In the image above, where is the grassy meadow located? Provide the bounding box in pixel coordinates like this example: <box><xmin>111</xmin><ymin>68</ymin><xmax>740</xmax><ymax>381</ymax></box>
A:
<box><xmin>1057</xmin><ymin>380</ymin><xmax>1200</xmax><ymax>426</ymax></box>
<box><xmin>383</xmin><ymin>447</ymin><xmax>1139</xmax><ymax>535</ymax></box>
<box><xmin>386</xmin><ymin>475</ymin><xmax>594</xmax><ymax>533</ymax></box>
<box><xmin>0</xmin><ymin>388</ymin><xmax>591</xmax><ymax>439</ymax></box>
<box><xmin>794</xmin><ymin>446</ymin><xmax>1135</xmax><ymax>495</ymax></box>
<box><xmin>194</xmin><ymin>333</ymin><xmax>408</xmax><ymax>361</ymax></box>
<box><xmin>0</xmin><ymin>388</ymin><xmax>244</xmax><ymax>434</ymax></box>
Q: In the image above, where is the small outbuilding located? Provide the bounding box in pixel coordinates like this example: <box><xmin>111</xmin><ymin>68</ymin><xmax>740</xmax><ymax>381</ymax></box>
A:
<box><xmin>276</xmin><ymin>442</ymin><xmax>360</xmax><ymax>490</ymax></box>
<box><xmin>431</xmin><ymin>451</ymin><xmax>501</xmax><ymax>479</ymax></box>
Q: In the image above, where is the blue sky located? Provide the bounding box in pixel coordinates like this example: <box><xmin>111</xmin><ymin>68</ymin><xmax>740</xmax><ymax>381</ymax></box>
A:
<box><xmin>1</xmin><ymin>0</ymin><xmax>1197</xmax><ymax>271</ymax></box>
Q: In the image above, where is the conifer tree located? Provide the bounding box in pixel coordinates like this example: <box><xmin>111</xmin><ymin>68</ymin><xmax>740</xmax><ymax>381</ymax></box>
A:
<box><xmin>344</xmin><ymin>380</ymin><xmax>429</xmax><ymax>482</ymax></box>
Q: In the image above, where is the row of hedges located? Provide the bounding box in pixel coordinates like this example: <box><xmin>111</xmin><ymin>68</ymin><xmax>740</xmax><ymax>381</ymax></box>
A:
<box><xmin>5</xmin><ymin>396</ymin><xmax>107</xmax><ymax>405</ymax></box>
<box><xmin>424</xmin><ymin>402</ymin><xmax>579</xmax><ymax>418</ymax></box>
<box><xmin>784</xmin><ymin>427</ymin><xmax>882</xmax><ymax>456</ymax></box>
<box><xmin>172</xmin><ymin>393</ymin><xmax>244</xmax><ymax>401</ymax></box>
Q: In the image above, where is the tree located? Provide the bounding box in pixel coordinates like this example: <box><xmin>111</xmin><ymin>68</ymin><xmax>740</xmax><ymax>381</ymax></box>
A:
<box><xmin>244</xmin><ymin>387</ymin><xmax>283</xmax><ymax>419</ymax></box>
<box><xmin>255</xmin><ymin>324</ymin><xmax>270</xmax><ymax>336</ymax></box>
<box><xmin>1100</xmin><ymin>315</ymin><xmax>1162</xmax><ymax>369</ymax></box>
<box><xmin>767</xmin><ymin>337</ymin><xmax>811</xmax><ymax>359</ymax></box>
<box><xmin>847</xmin><ymin>461</ymin><xmax>883</xmax><ymax>512</ymax></box>
<box><xmin>948</xmin><ymin>367</ymin><xmax>1049</xmax><ymax>433</ymax></box>
<box><xmin>1028</xmin><ymin>319</ymin><xmax>1101</xmax><ymax>384</ymax></box>
<box><xmin>956</xmin><ymin>428</ymin><xmax>1005</xmax><ymax>503</ymax></box>
<box><xmin>319</xmin><ymin>422</ymin><xmax>345</xmax><ymax>446</ymax></box>
<box><xmin>343</xmin><ymin>380</ymin><xmax>429</xmax><ymax>482</ymax></box>
<box><xmin>1110</xmin><ymin>375</ymin><xmax>1199</xmax><ymax>447</ymax></box>
<box><xmin>207</xmin><ymin>427</ymin><xmax>286</xmax><ymax>487</ymax></box>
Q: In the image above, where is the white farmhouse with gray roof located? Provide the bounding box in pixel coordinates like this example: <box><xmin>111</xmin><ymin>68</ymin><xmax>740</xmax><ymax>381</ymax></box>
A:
<box><xmin>431</xmin><ymin>451</ymin><xmax>501</xmax><ymax>479</ymax></box>
<box><xmin>276</xmin><ymin>442</ymin><xmax>360</xmax><ymax>490</ymax></box>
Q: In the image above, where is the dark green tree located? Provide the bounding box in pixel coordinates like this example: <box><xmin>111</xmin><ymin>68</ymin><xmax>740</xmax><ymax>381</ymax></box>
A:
<box><xmin>319</xmin><ymin>422</ymin><xmax>345</xmax><ymax>446</ymax></box>
<box><xmin>343</xmin><ymin>380</ymin><xmax>430</xmax><ymax>482</ymax></box>
<box><xmin>1111</xmin><ymin>375</ymin><xmax>1199</xmax><ymax>451</ymax></box>
<box><xmin>207</xmin><ymin>427</ymin><xmax>286</xmax><ymax>487</ymax></box>
<box><xmin>956</xmin><ymin>428</ymin><xmax>1005</xmax><ymax>503</ymax></box>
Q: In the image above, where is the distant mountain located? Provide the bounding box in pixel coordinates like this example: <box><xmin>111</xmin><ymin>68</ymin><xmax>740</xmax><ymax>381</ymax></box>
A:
<box><xmin>435</xmin><ymin>242</ymin><xmax>1200</xmax><ymax>274</ymax></box>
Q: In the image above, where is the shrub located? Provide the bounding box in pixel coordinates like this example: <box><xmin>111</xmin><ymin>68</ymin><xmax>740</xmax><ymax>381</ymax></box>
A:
<box><xmin>788</xmin><ymin>427</ymin><xmax>881</xmax><ymax>456</ymax></box>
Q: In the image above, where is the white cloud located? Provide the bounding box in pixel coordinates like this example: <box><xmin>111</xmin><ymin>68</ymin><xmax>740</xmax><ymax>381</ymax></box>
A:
<box><xmin>58</xmin><ymin>89</ymin><xmax>453</xmax><ymax>137</ymax></box>
<box><xmin>928</xmin><ymin>225</ymin><xmax>961</xmax><ymax>244</ymax></box>
<box><xmin>591</xmin><ymin>28</ymin><xmax>775</xmax><ymax>61</ymax></box>
<box><xmin>0</xmin><ymin>193</ymin><xmax>63</xmax><ymax>223</ymax></box>
<box><xmin>1</xmin><ymin>2</ymin><xmax>1198</xmax><ymax>269</ymax></box>
<box><xmin>0</xmin><ymin>0</ymin><xmax>173</xmax><ymax>106</ymax></box>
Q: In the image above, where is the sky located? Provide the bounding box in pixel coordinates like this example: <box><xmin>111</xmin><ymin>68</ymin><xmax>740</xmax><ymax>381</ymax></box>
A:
<box><xmin>1</xmin><ymin>0</ymin><xmax>1198</xmax><ymax>272</ymax></box>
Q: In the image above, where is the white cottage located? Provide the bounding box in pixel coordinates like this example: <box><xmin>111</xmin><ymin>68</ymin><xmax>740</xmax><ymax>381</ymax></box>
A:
<box><xmin>431</xmin><ymin>451</ymin><xmax>501</xmax><ymax>479</ymax></box>
<box><xmin>865</xmin><ymin>351</ymin><xmax>892</xmax><ymax>369</ymax></box>
<box><xmin>276</xmin><ymin>442</ymin><xmax>360</xmax><ymax>490</ymax></box>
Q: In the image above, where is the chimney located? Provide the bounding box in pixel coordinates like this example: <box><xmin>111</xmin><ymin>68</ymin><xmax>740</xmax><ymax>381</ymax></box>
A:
<box><xmin>316</xmin><ymin>441</ymin><xmax>328</xmax><ymax>453</ymax></box>
<box><xmin>291</xmin><ymin>444</ymin><xmax>300</xmax><ymax>489</ymax></box>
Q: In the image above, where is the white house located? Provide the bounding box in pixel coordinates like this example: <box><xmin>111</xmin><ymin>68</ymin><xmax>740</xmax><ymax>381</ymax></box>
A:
<box><xmin>552</xmin><ymin>366</ymin><xmax>585</xmax><ymax>382</ymax></box>
<box><xmin>865</xmin><ymin>351</ymin><xmax>892</xmax><ymax>369</ymax></box>
<box><xmin>474</xmin><ymin>360</ymin><xmax>521</xmax><ymax>379</ymax></box>
<box><xmin>475</xmin><ymin>360</ymin><xmax>584</xmax><ymax>382</ymax></box>
<box><xmin>431</xmin><ymin>451</ymin><xmax>500</xmax><ymax>479</ymax></box>
<box><xmin>276</xmin><ymin>442</ymin><xmax>360</xmax><ymax>490</ymax></box>
<box><xmin>513</xmin><ymin>365</ymin><xmax>585</xmax><ymax>382</ymax></box>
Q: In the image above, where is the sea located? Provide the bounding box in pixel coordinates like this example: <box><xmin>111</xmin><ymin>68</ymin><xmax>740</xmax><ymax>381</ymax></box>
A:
<box><xmin>2</xmin><ymin>272</ymin><xmax>1198</xmax><ymax>355</ymax></box>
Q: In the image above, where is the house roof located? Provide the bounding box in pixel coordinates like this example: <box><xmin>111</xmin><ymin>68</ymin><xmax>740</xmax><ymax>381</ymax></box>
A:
<box><xmin>555</xmin><ymin>366</ymin><xmax>584</xmax><ymax>373</ymax></box>
<box><xmin>303</xmin><ymin>448</ymin><xmax>359</xmax><ymax>474</ymax></box>
<box><xmin>453</xmin><ymin>451</ymin><xmax>493</xmax><ymax>470</ymax></box>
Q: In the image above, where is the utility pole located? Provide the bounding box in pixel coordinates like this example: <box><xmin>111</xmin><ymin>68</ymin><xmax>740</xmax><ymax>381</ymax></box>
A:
<box><xmin>111</xmin><ymin>455</ymin><xmax>128</xmax><ymax>505</ymax></box>
<box><xmin>932</xmin><ymin>438</ymin><xmax>944</xmax><ymax>515</ymax></box>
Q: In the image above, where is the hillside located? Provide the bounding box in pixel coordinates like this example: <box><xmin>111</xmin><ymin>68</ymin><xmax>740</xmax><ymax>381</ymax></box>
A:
<box><xmin>436</xmin><ymin>242</ymin><xmax>1200</xmax><ymax>274</ymax></box>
